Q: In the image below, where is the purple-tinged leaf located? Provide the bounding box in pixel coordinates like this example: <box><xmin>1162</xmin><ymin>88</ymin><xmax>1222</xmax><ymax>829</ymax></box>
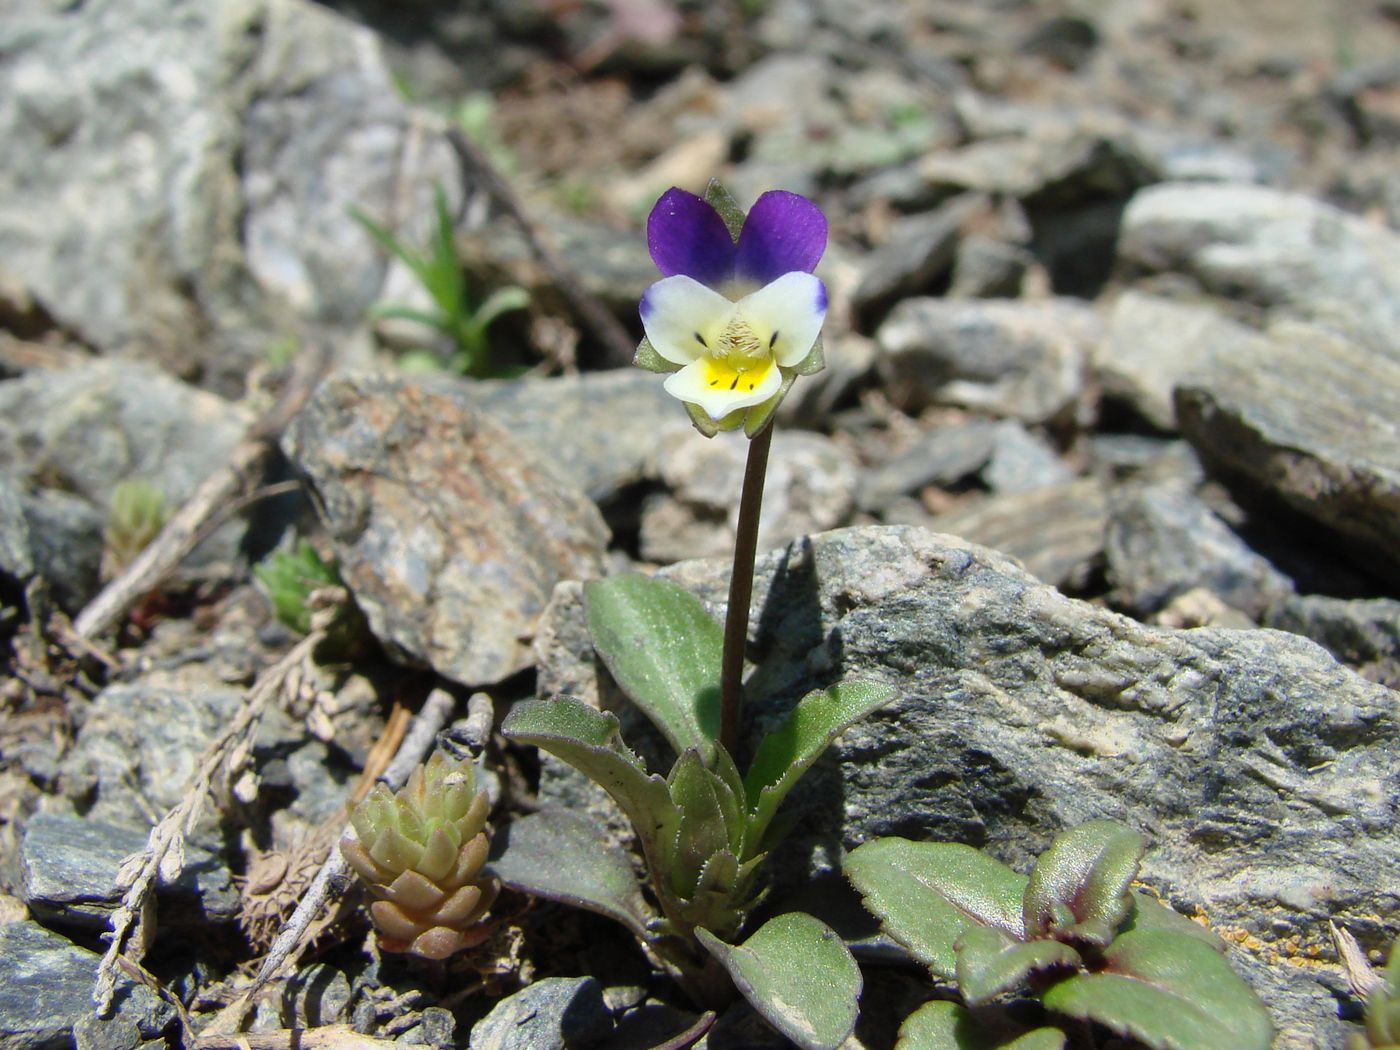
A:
<box><xmin>955</xmin><ymin>925</ymin><xmax>1082</xmax><ymax>1007</ymax></box>
<box><xmin>1041</xmin><ymin>929</ymin><xmax>1272</xmax><ymax>1050</ymax></box>
<box><xmin>1023</xmin><ymin>820</ymin><xmax>1144</xmax><ymax>946</ymax></box>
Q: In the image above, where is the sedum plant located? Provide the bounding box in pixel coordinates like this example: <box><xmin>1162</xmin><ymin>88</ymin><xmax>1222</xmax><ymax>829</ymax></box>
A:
<box><xmin>1353</xmin><ymin>938</ymin><xmax>1400</xmax><ymax>1050</ymax></box>
<box><xmin>102</xmin><ymin>479</ymin><xmax>170</xmax><ymax>581</ymax></box>
<box><xmin>491</xmin><ymin>183</ymin><xmax>895</xmax><ymax>1050</ymax></box>
<box><xmin>341</xmin><ymin>751</ymin><xmax>499</xmax><ymax>960</ymax></box>
<box><xmin>845</xmin><ymin>820</ymin><xmax>1273</xmax><ymax>1050</ymax></box>
<box><xmin>352</xmin><ymin>184</ymin><xmax>529</xmax><ymax>379</ymax></box>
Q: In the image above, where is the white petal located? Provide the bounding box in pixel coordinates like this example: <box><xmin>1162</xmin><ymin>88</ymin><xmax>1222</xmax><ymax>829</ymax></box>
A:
<box><xmin>639</xmin><ymin>275</ymin><xmax>735</xmax><ymax>365</ymax></box>
<box><xmin>663</xmin><ymin>356</ymin><xmax>783</xmax><ymax>421</ymax></box>
<box><xmin>733</xmin><ymin>272</ymin><xmax>827</xmax><ymax>368</ymax></box>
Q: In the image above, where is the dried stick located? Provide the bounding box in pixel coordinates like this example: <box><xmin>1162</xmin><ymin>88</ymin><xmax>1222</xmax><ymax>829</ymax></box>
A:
<box><xmin>195</xmin><ymin>1026</ymin><xmax>400</xmax><ymax>1050</ymax></box>
<box><xmin>202</xmin><ymin>686</ymin><xmax>461</xmax><ymax>1036</ymax></box>
<box><xmin>73</xmin><ymin>339</ymin><xmax>330</xmax><ymax>640</ymax></box>
<box><xmin>94</xmin><ymin>630</ymin><xmax>326</xmax><ymax>1015</ymax></box>
<box><xmin>445</xmin><ymin>127</ymin><xmax>636</xmax><ymax>365</ymax></box>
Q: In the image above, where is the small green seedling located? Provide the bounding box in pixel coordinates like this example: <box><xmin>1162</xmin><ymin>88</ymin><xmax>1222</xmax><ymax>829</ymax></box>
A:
<box><xmin>1352</xmin><ymin>938</ymin><xmax>1400</xmax><ymax>1050</ymax></box>
<box><xmin>253</xmin><ymin>541</ymin><xmax>367</xmax><ymax>659</ymax></box>
<box><xmin>352</xmin><ymin>184</ymin><xmax>529</xmax><ymax>378</ymax></box>
<box><xmin>102</xmin><ymin>479</ymin><xmax>170</xmax><ymax>581</ymax></box>
<box><xmin>845</xmin><ymin>820</ymin><xmax>1273</xmax><ymax>1050</ymax></box>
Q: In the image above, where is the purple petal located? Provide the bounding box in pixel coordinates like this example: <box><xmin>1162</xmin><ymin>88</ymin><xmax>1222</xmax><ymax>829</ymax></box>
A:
<box><xmin>734</xmin><ymin>190</ymin><xmax>828</xmax><ymax>284</ymax></box>
<box><xmin>646</xmin><ymin>188</ymin><xmax>737</xmax><ymax>288</ymax></box>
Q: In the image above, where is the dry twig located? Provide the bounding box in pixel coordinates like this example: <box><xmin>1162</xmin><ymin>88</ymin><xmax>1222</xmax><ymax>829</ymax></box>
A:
<box><xmin>73</xmin><ymin>339</ymin><xmax>330</xmax><ymax>640</ymax></box>
<box><xmin>203</xmin><ymin>686</ymin><xmax>468</xmax><ymax>1036</ymax></box>
<box><xmin>94</xmin><ymin>630</ymin><xmax>326</xmax><ymax>1015</ymax></box>
<box><xmin>1332</xmin><ymin>921</ymin><xmax>1386</xmax><ymax>999</ymax></box>
<box><xmin>195</xmin><ymin>1026</ymin><xmax>400</xmax><ymax>1050</ymax></box>
<box><xmin>445</xmin><ymin>127</ymin><xmax>635</xmax><ymax>366</ymax></box>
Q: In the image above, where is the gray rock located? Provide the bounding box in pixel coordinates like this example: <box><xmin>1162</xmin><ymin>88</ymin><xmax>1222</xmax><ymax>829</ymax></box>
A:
<box><xmin>639</xmin><ymin>431</ymin><xmax>857</xmax><ymax>564</ymax></box>
<box><xmin>446</xmin><ymin>370</ymin><xmax>687</xmax><ymax>504</ymax></box>
<box><xmin>1266</xmin><ymin>594</ymin><xmax>1400</xmax><ymax>688</ymax></box>
<box><xmin>279</xmin><ymin>964</ymin><xmax>352</xmax><ymax>1028</ymax></box>
<box><xmin>929</xmin><ymin>478</ymin><xmax>1108</xmax><ymax>590</ymax></box>
<box><xmin>1175</xmin><ymin>322</ymin><xmax>1400</xmax><ymax>583</ymax></box>
<box><xmin>1105</xmin><ymin>482</ymin><xmax>1293</xmax><ymax>618</ymax></box>
<box><xmin>397</xmin><ymin>1006</ymin><xmax>456</xmax><ymax>1046</ymax></box>
<box><xmin>56</xmin><ymin>673</ymin><xmax>244</xmax><ymax>828</ymax></box>
<box><xmin>0</xmin><ymin>479</ymin><xmax>32</xmax><ymax>586</ymax></box>
<box><xmin>1119</xmin><ymin>183</ymin><xmax>1400</xmax><ymax>357</ymax></box>
<box><xmin>876</xmin><ymin>298</ymin><xmax>1098</xmax><ymax>424</ymax></box>
<box><xmin>856</xmin><ymin>420</ymin><xmax>1000</xmax><ymax>514</ymax></box>
<box><xmin>0</xmin><ymin>920</ymin><xmax>172</xmax><ymax>1050</ymax></box>
<box><xmin>19</xmin><ymin>812</ymin><xmax>237</xmax><ymax>930</ymax></box>
<box><xmin>981</xmin><ymin>421</ymin><xmax>1074</xmax><ymax>494</ymax></box>
<box><xmin>948</xmin><ymin>235</ymin><xmax>1036</xmax><ymax>300</ymax></box>
<box><xmin>18</xmin><ymin>490</ymin><xmax>104</xmax><ymax>614</ymax></box>
<box><xmin>1095</xmin><ymin>291</ymin><xmax>1268</xmax><ymax>431</ymax></box>
<box><xmin>852</xmin><ymin>195</ymin><xmax>985</xmax><ymax>324</ymax></box>
<box><xmin>282</xmin><ymin>372</ymin><xmax>609</xmax><ymax>686</ymax></box>
<box><xmin>537</xmin><ymin>525</ymin><xmax>1398</xmax><ymax>1049</ymax></box>
<box><xmin>0</xmin><ymin>0</ymin><xmax>455</xmax><ymax>391</ymax></box>
<box><xmin>0</xmin><ymin>361</ymin><xmax>246</xmax><ymax>508</ymax></box>
<box><xmin>469</xmin><ymin>976</ymin><xmax>612</xmax><ymax>1050</ymax></box>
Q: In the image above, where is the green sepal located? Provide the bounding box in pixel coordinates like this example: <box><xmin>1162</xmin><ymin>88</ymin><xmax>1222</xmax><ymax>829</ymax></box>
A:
<box><xmin>896</xmin><ymin>1001</ymin><xmax>1066</xmax><ymax>1050</ymax></box>
<box><xmin>954</xmin><ymin>926</ymin><xmax>1081</xmax><ymax>1006</ymax></box>
<box><xmin>667</xmin><ymin>749</ymin><xmax>738</xmax><ymax>898</ymax></box>
<box><xmin>741</xmin><ymin>369</ymin><xmax>797</xmax><ymax>438</ymax></box>
<box><xmin>711</xmin><ymin>744</ymin><xmax>749</xmax><ymax>856</ymax></box>
<box><xmin>500</xmin><ymin>697</ymin><xmax>679</xmax><ymax>879</ymax></box>
<box><xmin>1040</xmin><ymin>929</ymin><xmax>1273</xmax><ymax>1050</ymax></box>
<box><xmin>844</xmin><ymin>838</ymin><xmax>1027</xmax><ymax>979</ymax></box>
<box><xmin>745</xmin><ymin>680</ymin><xmax>898</xmax><ymax>852</ymax></box>
<box><xmin>584</xmin><ymin>574</ymin><xmax>723</xmax><ymax>763</ymax></box>
<box><xmin>790</xmin><ymin>333</ymin><xmax>826</xmax><ymax>376</ymax></box>
<box><xmin>634</xmin><ymin>336</ymin><xmax>679</xmax><ymax>374</ymax></box>
<box><xmin>487</xmin><ymin>808</ymin><xmax>654</xmax><ymax>941</ymax></box>
<box><xmin>1023</xmin><ymin>820</ymin><xmax>1144</xmax><ymax>946</ymax></box>
<box><xmin>697</xmin><ymin>912</ymin><xmax>862</xmax><ymax>1050</ymax></box>
<box><xmin>703</xmin><ymin>180</ymin><xmax>746</xmax><ymax>242</ymax></box>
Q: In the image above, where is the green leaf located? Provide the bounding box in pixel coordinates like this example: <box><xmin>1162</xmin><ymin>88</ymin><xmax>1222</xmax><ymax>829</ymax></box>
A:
<box><xmin>470</xmin><ymin>285</ymin><xmax>531</xmax><ymax>330</ymax></box>
<box><xmin>634</xmin><ymin>336</ymin><xmax>681</xmax><ymax>374</ymax></box>
<box><xmin>703</xmin><ymin>180</ymin><xmax>746</xmax><ymax>242</ymax></box>
<box><xmin>745</xmin><ymin>680</ymin><xmax>897</xmax><ymax>852</ymax></box>
<box><xmin>896</xmin><ymin>1001</ymin><xmax>1066</xmax><ymax>1050</ymax></box>
<box><xmin>1024</xmin><ymin>820</ymin><xmax>1144</xmax><ymax>946</ymax></box>
<box><xmin>1120</xmin><ymin>892</ymin><xmax>1223</xmax><ymax>950</ymax></box>
<box><xmin>1040</xmin><ymin>929</ymin><xmax>1273</xmax><ymax>1050</ymax></box>
<box><xmin>667</xmin><ymin>749</ymin><xmax>739</xmax><ymax>898</ymax></box>
<box><xmin>367</xmin><ymin>303</ymin><xmax>452</xmax><ymax>331</ymax></box>
<box><xmin>487</xmin><ymin>809</ymin><xmax>652</xmax><ymax>941</ymax></box>
<box><xmin>697</xmin><ymin>912</ymin><xmax>861</xmax><ymax>1050</ymax></box>
<box><xmin>584</xmin><ymin>574</ymin><xmax>724</xmax><ymax>762</ymax></box>
<box><xmin>350</xmin><ymin>205</ymin><xmax>426</xmax><ymax>278</ymax></box>
<box><xmin>1366</xmin><ymin>937</ymin><xmax>1400</xmax><ymax>1047</ymax></box>
<box><xmin>500</xmin><ymin>697</ymin><xmax>679</xmax><ymax>878</ymax></box>
<box><xmin>955</xmin><ymin>926</ymin><xmax>1081</xmax><ymax>1006</ymax></box>
<box><xmin>844</xmin><ymin>838</ymin><xmax>1027</xmax><ymax>979</ymax></box>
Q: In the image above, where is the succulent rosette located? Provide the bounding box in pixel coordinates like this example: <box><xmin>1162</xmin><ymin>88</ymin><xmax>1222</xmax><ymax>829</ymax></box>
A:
<box><xmin>341</xmin><ymin>751</ymin><xmax>499</xmax><ymax>960</ymax></box>
<box><xmin>635</xmin><ymin>184</ymin><xmax>829</xmax><ymax>437</ymax></box>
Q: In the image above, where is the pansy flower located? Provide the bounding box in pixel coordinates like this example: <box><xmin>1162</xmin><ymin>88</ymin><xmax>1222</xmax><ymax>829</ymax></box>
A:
<box><xmin>635</xmin><ymin>184</ymin><xmax>828</xmax><ymax>437</ymax></box>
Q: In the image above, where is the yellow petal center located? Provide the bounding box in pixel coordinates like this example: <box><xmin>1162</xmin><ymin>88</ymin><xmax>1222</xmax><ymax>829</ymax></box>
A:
<box><xmin>702</xmin><ymin>354</ymin><xmax>776</xmax><ymax>394</ymax></box>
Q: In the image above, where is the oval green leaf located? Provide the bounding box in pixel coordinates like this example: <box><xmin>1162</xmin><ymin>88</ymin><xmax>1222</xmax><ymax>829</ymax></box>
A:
<box><xmin>896</xmin><ymin>1001</ymin><xmax>1067</xmax><ymax>1050</ymax></box>
<box><xmin>697</xmin><ymin>912</ymin><xmax>862</xmax><ymax>1050</ymax></box>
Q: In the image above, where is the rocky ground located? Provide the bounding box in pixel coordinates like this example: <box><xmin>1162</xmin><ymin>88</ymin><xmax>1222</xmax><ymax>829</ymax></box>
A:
<box><xmin>0</xmin><ymin>0</ymin><xmax>1397</xmax><ymax>1047</ymax></box>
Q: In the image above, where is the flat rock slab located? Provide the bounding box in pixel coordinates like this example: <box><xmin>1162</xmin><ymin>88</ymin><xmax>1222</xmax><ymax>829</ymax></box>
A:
<box><xmin>875</xmin><ymin>297</ymin><xmax>1098</xmax><ymax>424</ymax></box>
<box><xmin>284</xmin><ymin>372</ymin><xmax>609</xmax><ymax>686</ymax></box>
<box><xmin>469</xmin><ymin>976</ymin><xmax>612</xmax><ymax>1050</ymax></box>
<box><xmin>1119</xmin><ymin>183</ymin><xmax>1400</xmax><ymax>357</ymax></box>
<box><xmin>1176</xmin><ymin>322</ymin><xmax>1400</xmax><ymax>584</ymax></box>
<box><xmin>535</xmin><ymin>525</ymin><xmax>1398</xmax><ymax>1048</ymax></box>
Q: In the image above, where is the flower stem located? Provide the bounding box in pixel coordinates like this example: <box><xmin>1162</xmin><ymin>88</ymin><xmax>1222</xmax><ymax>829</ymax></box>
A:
<box><xmin>720</xmin><ymin>422</ymin><xmax>774</xmax><ymax>758</ymax></box>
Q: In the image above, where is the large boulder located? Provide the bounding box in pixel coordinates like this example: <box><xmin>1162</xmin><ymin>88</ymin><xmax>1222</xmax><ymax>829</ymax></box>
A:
<box><xmin>535</xmin><ymin>524</ymin><xmax>1398</xmax><ymax>1048</ymax></box>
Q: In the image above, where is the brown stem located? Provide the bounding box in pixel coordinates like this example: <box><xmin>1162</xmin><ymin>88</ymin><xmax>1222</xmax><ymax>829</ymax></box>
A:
<box><xmin>719</xmin><ymin>422</ymin><xmax>774</xmax><ymax>757</ymax></box>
